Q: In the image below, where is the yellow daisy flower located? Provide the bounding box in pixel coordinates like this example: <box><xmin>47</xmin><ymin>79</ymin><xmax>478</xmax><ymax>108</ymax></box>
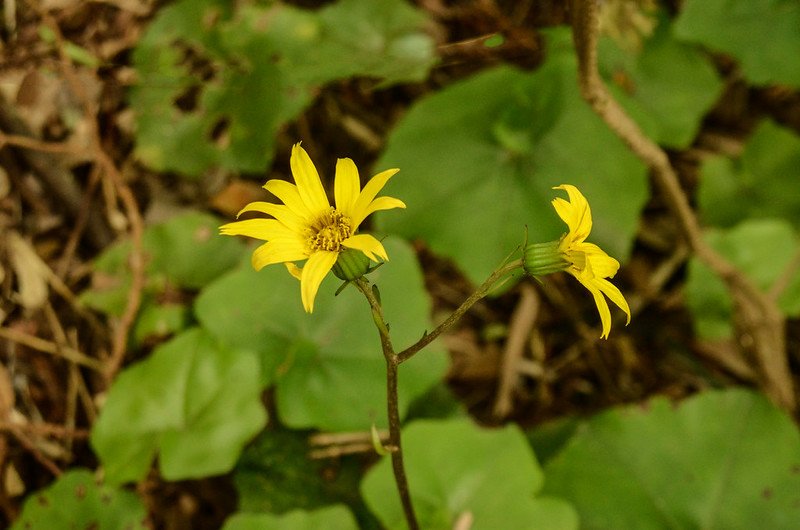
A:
<box><xmin>525</xmin><ymin>184</ymin><xmax>631</xmax><ymax>339</ymax></box>
<box><xmin>220</xmin><ymin>143</ymin><xmax>405</xmax><ymax>312</ymax></box>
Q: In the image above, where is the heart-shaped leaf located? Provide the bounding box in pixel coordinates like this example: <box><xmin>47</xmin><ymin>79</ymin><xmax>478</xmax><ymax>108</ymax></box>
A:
<box><xmin>362</xmin><ymin>418</ymin><xmax>578</xmax><ymax>530</ymax></box>
<box><xmin>375</xmin><ymin>29</ymin><xmax>648</xmax><ymax>284</ymax></box>
<box><xmin>91</xmin><ymin>328</ymin><xmax>266</xmax><ymax>484</ymax></box>
<box><xmin>675</xmin><ymin>0</ymin><xmax>800</xmax><ymax>87</ymax></box>
<box><xmin>11</xmin><ymin>469</ymin><xmax>147</xmax><ymax>530</ymax></box>
<box><xmin>543</xmin><ymin>389</ymin><xmax>800</xmax><ymax>529</ymax></box>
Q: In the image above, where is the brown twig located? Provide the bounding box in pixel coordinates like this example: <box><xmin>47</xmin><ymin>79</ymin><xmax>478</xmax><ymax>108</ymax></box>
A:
<box><xmin>0</xmin><ymin>101</ymin><xmax>112</xmax><ymax>249</ymax></box>
<box><xmin>0</xmin><ymin>421</ymin><xmax>90</xmax><ymax>439</ymax></box>
<box><xmin>0</xmin><ymin>326</ymin><xmax>103</xmax><ymax>371</ymax></box>
<box><xmin>493</xmin><ymin>282</ymin><xmax>539</xmax><ymax>418</ymax></box>
<box><xmin>308</xmin><ymin>430</ymin><xmax>390</xmax><ymax>459</ymax></box>
<box><xmin>570</xmin><ymin>0</ymin><xmax>795</xmax><ymax>411</ymax></box>
<box><xmin>35</xmin><ymin>8</ymin><xmax>146</xmax><ymax>386</ymax></box>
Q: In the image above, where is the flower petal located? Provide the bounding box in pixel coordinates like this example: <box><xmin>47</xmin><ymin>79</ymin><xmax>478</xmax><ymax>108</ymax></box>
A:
<box><xmin>351</xmin><ymin>196</ymin><xmax>406</xmax><ymax>229</ymax></box>
<box><xmin>251</xmin><ymin>240</ymin><xmax>308</xmax><ymax>270</ymax></box>
<box><xmin>300</xmin><ymin>251</ymin><xmax>338</xmax><ymax>313</ymax></box>
<box><xmin>334</xmin><ymin>158</ymin><xmax>360</xmax><ymax>217</ymax></box>
<box><xmin>575</xmin><ymin>242</ymin><xmax>620</xmax><ymax>278</ymax></box>
<box><xmin>572</xmin><ymin>272</ymin><xmax>613</xmax><ymax>339</ymax></box>
<box><xmin>220</xmin><ymin>218</ymin><xmax>294</xmax><ymax>240</ymax></box>
<box><xmin>290</xmin><ymin>143</ymin><xmax>330</xmax><ymax>214</ymax></box>
<box><xmin>264</xmin><ymin>179</ymin><xmax>314</xmax><ymax>220</ymax></box>
<box><xmin>590</xmin><ymin>284</ymin><xmax>613</xmax><ymax>339</ymax></box>
<box><xmin>552</xmin><ymin>184</ymin><xmax>592</xmax><ymax>244</ymax></box>
<box><xmin>285</xmin><ymin>262</ymin><xmax>303</xmax><ymax>280</ymax></box>
<box><xmin>341</xmin><ymin>233</ymin><xmax>388</xmax><ymax>262</ymax></box>
<box><xmin>594</xmin><ymin>277</ymin><xmax>631</xmax><ymax>325</ymax></box>
<box><xmin>350</xmin><ymin>168</ymin><xmax>400</xmax><ymax>229</ymax></box>
<box><xmin>237</xmin><ymin>201</ymin><xmax>306</xmax><ymax>232</ymax></box>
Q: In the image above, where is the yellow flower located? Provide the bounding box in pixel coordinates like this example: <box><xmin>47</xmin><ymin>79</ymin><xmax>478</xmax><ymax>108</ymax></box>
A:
<box><xmin>220</xmin><ymin>143</ymin><xmax>405</xmax><ymax>312</ymax></box>
<box><xmin>551</xmin><ymin>184</ymin><xmax>631</xmax><ymax>339</ymax></box>
<box><xmin>524</xmin><ymin>184</ymin><xmax>631</xmax><ymax>338</ymax></box>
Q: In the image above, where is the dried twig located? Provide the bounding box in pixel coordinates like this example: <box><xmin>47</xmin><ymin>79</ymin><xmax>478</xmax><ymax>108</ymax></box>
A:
<box><xmin>0</xmin><ymin>103</ymin><xmax>112</xmax><ymax>249</ymax></box>
<box><xmin>0</xmin><ymin>421</ymin><xmax>89</xmax><ymax>440</ymax></box>
<box><xmin>34</xmin><ymin>7</ymin><xmax>146</xmax><ymax>386</ymax></box>
<box><xmin>493</xmin><ymin>282</ymin><xmax>539</xmax><ymax>418</ymax></box>
<box><xmin>0</xmin><ymin>327</ymin><xmax>103</xmax><ymax>371</ymax></box>
<box><xmin>570</xmin><ymin>0</ymin><xmax>795</xmax><ymax>410</ymax></box>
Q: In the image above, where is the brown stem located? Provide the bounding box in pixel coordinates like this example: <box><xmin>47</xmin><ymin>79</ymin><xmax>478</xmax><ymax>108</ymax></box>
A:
<box><xmin>570</xmin><ymin>0</ymin><xmax>795</xmax><ymax>410</ymax></box>
<box><xmin>354</xmin><ymin>279</ymin><xmax>420</xmax><ymax>530</ymax></box>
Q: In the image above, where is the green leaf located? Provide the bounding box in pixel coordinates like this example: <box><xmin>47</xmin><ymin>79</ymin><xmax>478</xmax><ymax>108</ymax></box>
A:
<box><xmin>376</xmin><ymin>29</ymin><xmax>648</xmax><ymax>284</ymax></box>
<box><xmin>91</xmin><ymin>328</ymin><xmax>266</xmax><ymax>484</ymax></box>
<box><xmin>674</xmin><ymin>0</ymin><xmax>800</xmax><ymax>87</ymax></box>
<box><xmin>132</xmin><ymin>302</ymin><xmax>191</xmax><ymax>345</ymax></box>
<box><xmin>131</xmin><ymin>0</ymin><xmax>434</xmax><ymax>176</ymax></box>
<box><xmin>543</xmin><ymin>388</ymin><xmax>800</xmax><ymax>529</ymax></box>
<box><xmin>598</xmin><ymin>14</ymin><xmax>723</xmax><ymax>147</ymax></box>
<box><xmin>195</xmin><ymin>237</ymin><xmax>447</xmax><ymax>431</ymax></box>
<box><xmin>698</xmin><ymin>120</ymin><xmax>800</xmax><ymax>230</ymax></box>
<box><xmin>362</xmin><ymin>418</ymin><xmax>578</xmax><ymax>530</ymax></box>
<box><xmin>79</xmin><ymin>240</ymin><xmax>136</xmax><ymax>317</ymax></box>
<box><xmin>11</xmin><ymin>469</ymin><xmax>147</xmax><ymax>530</ymax></box>
<box><xmin>80</xmin><ymin>210</ymin><xmax>243</xmax><ymax>317</ymax></box>
<box><xmin>686</xmin><ymin>219</ymin><xmax>800</xmax><ymax>339</ymax></box>
<box><xmin>222</xmin><ymin>506</ymin><xmax>359</xmax><ymax>530</ymax></box>
<box><xmin>146</xmin><ymin>210</ymin><xmax>244</xmax><ymax>289</ymax></box>
<box><xmin>315</xmin><ymin>0</ymin><xmax>435</xmax><ymax>86</ymax></box>
<box><xmin>526</xmin><ymin>415</ymin><xmax>580</xmax><ymax>465</ymax></box>
<box><xmin>233</xmin><ymin>427</ymin><xmax>381</xmax><ymax>528</ymax></box>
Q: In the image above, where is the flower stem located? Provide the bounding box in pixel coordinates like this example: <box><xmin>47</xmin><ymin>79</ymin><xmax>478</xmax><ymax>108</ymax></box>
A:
<box><xmin>397</xmin><ymin>259</ymin><xmax>522</xmax><ymax>364</ymax></box>
<box><xmin>354</xmin><ymin>278</ymin><xmax>420</xmax><ymax>530</ymax></box>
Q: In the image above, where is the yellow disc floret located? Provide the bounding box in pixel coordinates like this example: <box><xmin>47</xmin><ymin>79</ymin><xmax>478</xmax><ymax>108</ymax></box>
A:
<box><xmin>306</xmin><ymin>207</ymin><xmax>352</xmax><ymax>252</ymax></box>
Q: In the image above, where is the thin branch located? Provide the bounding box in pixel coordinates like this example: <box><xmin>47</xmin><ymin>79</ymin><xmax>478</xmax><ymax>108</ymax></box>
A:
<box><xmin>570</xmin><ymin>0</ymin><xmax>795</xmax><ymax>411</ymax></box>
<box><xmin>34</xmin><ymin>8</ymin><xmax>147</xmax><ymax>386</ymax></box>
<box><xmin>493</xmin><ymin>282</ymin><xmax>539</xmax><ymax>418</ymax></box>
<box><xmin>397</xmin><ymin>259</ymin><xmax>522</xmax><ymax>364</ymax></box>
<box><xmin>0</xmin><ymin>327</ymin><xmax>103</xmax><ymax>371</ymax></box>
<box><xmin>0</xmin><ymin>421</ymin><xmax>90</xmax><ymax>439</ymax></box>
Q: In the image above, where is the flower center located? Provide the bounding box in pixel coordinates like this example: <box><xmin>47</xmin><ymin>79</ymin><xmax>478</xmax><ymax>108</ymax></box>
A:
<box><xmin>306</xmin><ymin>207</ymin><xmax>352</xmax><ymax>252</ymax></box>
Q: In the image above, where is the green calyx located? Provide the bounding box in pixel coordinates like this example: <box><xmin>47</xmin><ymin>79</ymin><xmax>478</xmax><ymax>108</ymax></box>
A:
<box><xmin>522</xmin><ymin>240</ymin><xmax>569</xmax><ymax>277</ymax></box>
<box><xmin>332</xmin><ymin>248</ymin><xmax>374</xmax><ymax>281</ymax></box>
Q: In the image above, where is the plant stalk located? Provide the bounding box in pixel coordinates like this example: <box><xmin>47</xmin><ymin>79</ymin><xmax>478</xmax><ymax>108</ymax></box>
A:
<box><xmin>354</xmin><ymin>279</ymin><xmax>420</xmax><ymax>530</ymax></box>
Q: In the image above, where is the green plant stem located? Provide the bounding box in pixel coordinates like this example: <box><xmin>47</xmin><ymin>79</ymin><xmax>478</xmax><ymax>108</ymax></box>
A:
<box><xmin>354</xmin><ymin>278</ymin><xmax>419</xmax><ymax>530</ymax></box>
<box><xmin>354</xmin><ymin>258</ymin><xmax>521</xmax><ymax>529</ymax></box>
<box><xmin>397</xmin><ymin>259</ymin><xmax>522</xmax><ymax>363</ymax></box>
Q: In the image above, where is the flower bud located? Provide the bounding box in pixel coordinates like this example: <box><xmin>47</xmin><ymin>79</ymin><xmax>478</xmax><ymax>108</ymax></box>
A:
<box><xmin>332</xmin><ymin>248</ymin><xmax>373</xmax><ymax>281</ymax></box>
<box><xmin>522</xmin><ymin>240</ymin><xmax>569</xmax><ymax>277</ymax></box>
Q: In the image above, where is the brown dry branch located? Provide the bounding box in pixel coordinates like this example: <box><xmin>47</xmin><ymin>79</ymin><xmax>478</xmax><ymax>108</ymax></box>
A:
<box><xmin>570</xmin><ymin>0</ymin><xmax>795</xmax><ymax>411</ymax></box>
<box><xmin>33</xmin><ymin>6</ymin><xmax>146</xmax><ymax>386</ymax></box>
<box><xmin>0</xmin><ymin>326</ymin><xmax>103</xmax><ymax>371</ymax></box>
<box><xmin>493</xmin><ymin>282</ymin><xmax>539</xmax><ymax>418</ymax></box>
<box><xmin>0</xmin><ymin>421</ymin><xmax>89</xmax><ymax>440</ymax></box>
<box><xmin>0</xmin><ymin>104</ymin><xmax>112</xmax><ymax>249</ymax></box>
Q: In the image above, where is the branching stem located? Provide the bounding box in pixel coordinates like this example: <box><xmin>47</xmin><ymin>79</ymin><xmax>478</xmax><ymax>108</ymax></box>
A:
<box><xmin>398</xmin><ymin>259</ymin><xmax>522</xmax><ymax>363</ymax></box>
<box><xmin>354</xmin><ymin>257</ymin><xmax>521</xmax><ymax>529</ymax></box>
<box><xmin>354</xmin><ymin>279</ymin><xmax>419</xmax><ymax>530</ymax></box>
